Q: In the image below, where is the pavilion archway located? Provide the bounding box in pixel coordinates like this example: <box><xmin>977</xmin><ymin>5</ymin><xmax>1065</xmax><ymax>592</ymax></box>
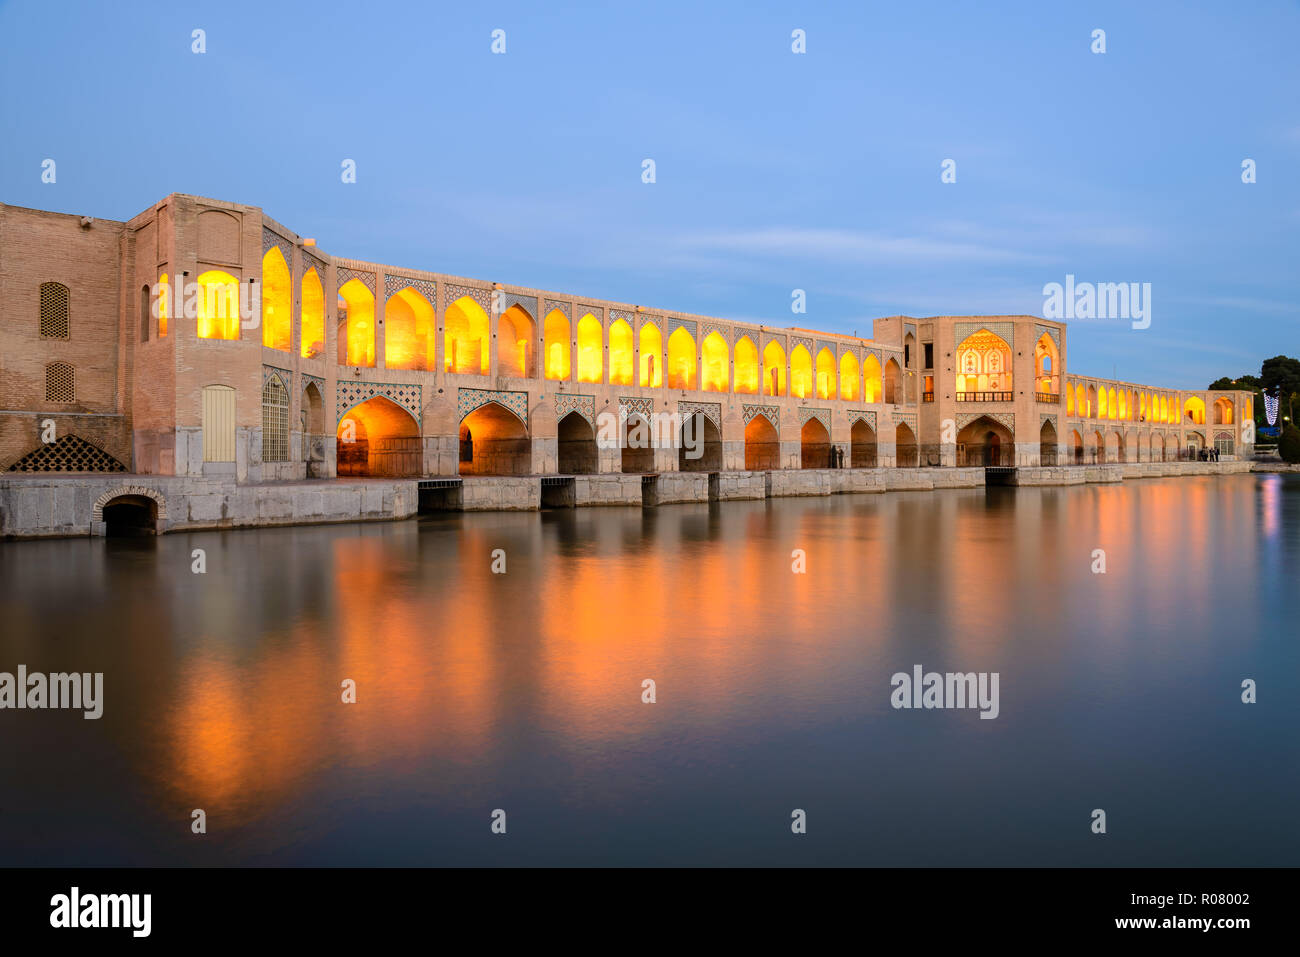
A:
<box><xmin>790</xmin><ymin>345</ymin><xmax>813</xmax><ymax>399</ymax></box>
<box><xmin>955</xmin><ymin>329</ymin><xmax>1012</xmax><ymax>399</ymax></box>
<box><xmin>261</xmin><ymin>247</ymin><xmax>291</xmax><ymax>351</ymax></box>
<box><xmin>957</xmin><ymin>415</ymin><xmax>1013</xmax><ymax>467</ymax></box>
<box><xmin>763</xmin><ymin>341</ymin><xmax>786</xmax><ymax>397</ymax></box>
<box><xmin>445</xmin><ymin>295</ymin><xmax>491</xmax><ymax>375</ymax></box>
<box><xmin>459</xmin><ymin>401</ymin><xmax>530</xmax><ymax>476</ymax></box>
<box><xmin>576</xmin><ymin>314</ymin><xmax>603</xmax><ymax>384</ymax></box>
<box><xmin>863</xmin><ymin>354</ymin><xmax>882</xmax><ymax>403</ymax></box>
<box><xmin>337</xmin><ymin>278</ymin><xmax>376</xmax><ymax>366</ymax></box>
<box><xmin>1070</xmin><ymin>429</ymin><xmax>1084</xmax><ymax>464</ymax></box>
<box><xmin>667</xmin><ymin>327</ymin><xmax>696</xmax><ymax>390</ymax></box>
<box><xmin>744</xmin><ymin>412</ymin><xmax>780</xmax><ymax>470</ymax></box>
<box><xmin>895</xmin><ymin>422</ymin><xmax>918</xmax><ymax>467</ymax></box>
<box><xmin>608</xmin><ymin>319</ymin><xmax>634</xmax><ymax>386</ymax></box>
<box><xmin>701</xmin><ymin>332</ymin><xmax>728</xmax><ymax>392</ymax></box>
<box><xmin>884</xmin><ymin>358</ymin><xmax>902</xmax><ymax>404</ymax></box>
<box><xmin>497</xmin><ymin>304</ymin><xmax>536</xmax><ymax>378</ymax></box>
<box><xmin>850</xmin><ymin>419</ymin><xmax>877</xmax><ymax>467</ymax></box>
<box><xmin>384</xmin><ymin>287</ymin><xmax>434</xmax><ymax>371</ymax></box>
<box><xmin>734</xmin><ymin>336</ymin><xmax>759</xmax><ymax>395</ymax></box>
<box><xmin>840</xmin><ymin>352</ymin><xmax>860</xmax><ymax>401</ymax></box>
<box><xmin>337</xmin><ymin>396</ymin><xmax>422</xmax><ymax>477</ymax></box>
<box><xmin>1039</xmin><ymin>418</ymin><xmax>1058</xmax><ymax>465</ymax></box>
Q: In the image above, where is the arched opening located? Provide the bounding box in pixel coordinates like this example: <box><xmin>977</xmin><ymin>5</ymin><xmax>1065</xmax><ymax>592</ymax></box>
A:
<box><xmin>103</xmin><ymin>495</ymin><xmax>158</xmax><ymax>537</ymax></box>
<box><xmin>884</xmin><ymin>358</ymin><xmax>902</xmax><ymax>404</ymax></box>
<box><xmin>1034</xmin><ymin>333</ymin><xmax>1059</xmax><ymax>398</ymax></box>
<box><xmin>678</xmin><ymin>413</ymin><xmax>722</xmax><ymax>471</ymax></box>
<box><xmin>1107</xmin><ymin>387</ymin><xmax>1118</xmax><ymax>420</ymax></box>
<box><xmin>1071</xmin><ymin>429</ymin><xmax>1084</xmax><ymax>464</ymax></box>
<box><xmin>763</xmin><ymin>341</ymin><xmax>786</xmax><ymax>396</ymax></box>
<box><xmin>957</xmin><ymin>415</ymin><xmax>1014</xmax><ymax>467</ymax></box>
<box><xmin>954</xmin><ymin>329</ymin><xmax>1012</xmax><ymax>399</ymax></box>
<box><xmin>156</xmin><ymin>273</ymin><xmax>170</xmax><ymax>337</ymax></box>
<box><xmin>261</xmin><ymin>374</ymin><xmax>289</xmax><ymax>463</ymax></box>
<box><xmin>1086</xmin><ymin>385</ymin><xmax>1098</xmax><ymax>418</ymax></box>
<box><xmin>863</xmin><ymin>354</ymin><xmax>882</xmax><ymax>403</ymax></box>
<box><xmin>301</xmin><ymin>268</ymin><xmax>325</xmax><ymax>359</ymax></box>
<box><xmin>1067</xmin><ymin>383</ymin><xmax>1075</xmax><ymax>415</ymax></box>
<box><xmin>444</xmin><ymin>296</ymin><xmax>491</xmax><ymax>375</ymax></box>
<box><xmin>744</xmin><ymin>413</ymin><xmax>780</xmax><ymax>470</ymax></box>
<box><xmin>701</xmin><ymin>331</ymin><xmax>728</xmax><ymax>392</ymax></box>
<box><xmin>196</xmin><ymin>269</ymin><xmax>242</xmax><ymax>341</ymax></box>
<box><xmin>302</xmin><ymin>382</ymin><xmax>324</xmax><ymax>470</ymax></box>
<box><xmin>1104</xmin><ymin>431</ymin><xmax>1120</xmax><ymax>463</ymax></box>
<box><xmin>639</xmin><ymin>323</ymin><xmax>662</xmax><ymax>387</ymax></box>
<box><xmin>608</xmin><ymin>319</ymin><xmax>634</xmax><ymax>386</ymax></box>
<box><xmin>621</xmin><ymin>413</ymin><xmax>655</xmax><ymax>473</ymax></box>
<box><xmin>557</xmin><ymin>411</ymin><xmax>597</xmax><ymax>474</ymax></box>
<box><xmin>261</xmin><ymin>247</ymin><xmax>291</xmax><ymax>351</ymax></box>
<box><xmin>1039</xmin><ymin>418</ymin><xmax>1057</xmax><ymax>466</ymax></box>
<box><xmin>815</xmin><ymin>347</ymin><xmax>836</xmax><ymax>400</ymax></box>
<box><xmin>139</xmin><ymin>284</ymin><xmax>151</xmax><ymax>343</ymax></box>
<box><xmin>458</xmin><ymin>402</ymin><xmax>530</xmax><ymax>476</ymax></box>
<box><xmin>337</xmin><ymin>396</ymin><xmax>422</xmax><ymax>477</ymax></box>
<box><xmin>1213</xmin><ymin>396</ymin><xmax>1234</xmax><ymax>425</ymax></box>
<box><xmin>497</xmin><ymin>304</ymin><xmax>536</xmax><ymax>379</ymax></box>
<box><xmin>850</xmin><ymin>419</ymin><xmax>877</xmax><ymax>467</ymax></box>
<box><xmin>1184</xmin><ymin>396</ymin><xmax>1205</xmax><ymax>425</ymax></box>
<box><xmin>1152</xmin><ymin>433</ymin><xmax>1165</xmax><ymax>462</ymax></box>
<box><xmin>337</xmin><ymin>278</ymin><xmax>376</xmax><ymax>366</ymax></box>
<box><xmin>543</xmin><ymin>310</ymin><xmax>571</xmax><ymax>380</ymax></box>
<box><xmin>667</xmin><ymin>327</ymin><xmax>696</xmax><ymax>390</ymax></box>
<box><xmin>384</xmin><ymin>287</ymin><xmax>434</xmax><ymax>371</ymax></box>
<box><xmin>895</xmin><ymin>423</ymin><xmax>918</xmax><ymax>467</ymax></box>
<box><xmin>790</xmin><ymin>345</ymin><xmax>813</xmax><ymax>399</ymax></box>
<box><xmin>1090</xmin><ymin>430</ymin><xmax>1104</xmax><ymax>463</ymax></box>
<box><xmin>840</xmin><ymin>352</ymin><xmax>860</xmax><ymax>401</ymax></box>
<box><xmin>734</xmin><ymin>336</ymin><xmax>759</xmax><ymax>394</ymax></box>
<box><xmin>1098</xmin><ymin>388</ymin><xmax>1109</xmax><ymax>419</ymax></box>
<box><xmin>904</xmin><ymin>332</ymin><xmax>917</xmax><ymax>370</ymax></box>
<box><xmin>800</xmin><ymin>417</ymin><xmax>831</xmax><ymax>469</ymax></box>
<box><xmin>576</xmin><ymin>314</ymin><xmax>603</xmax><ymax>384</ymax></box>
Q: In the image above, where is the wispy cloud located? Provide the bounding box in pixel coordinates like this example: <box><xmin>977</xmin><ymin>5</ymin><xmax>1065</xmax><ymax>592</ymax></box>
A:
<box><xmin>676</xmin><ymin>226</ymin><xmax>1048</xmax><ymax>266</ymax></box>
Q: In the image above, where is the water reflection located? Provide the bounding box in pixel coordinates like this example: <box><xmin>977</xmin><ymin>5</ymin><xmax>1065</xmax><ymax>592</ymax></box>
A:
<box><xmin>0</xmin><ymin>474</ymin><xmax>1296</xmax><ymax>865</ymax></box>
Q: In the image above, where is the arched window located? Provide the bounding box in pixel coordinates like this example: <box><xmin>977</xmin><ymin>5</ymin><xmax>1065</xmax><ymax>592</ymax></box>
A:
<box><xmin>301</xmin><ymin>268</ymin><xmax>325</xmax><ymax>359</ymax></box>
<box><xmin>140</xmin><ymin>284</ymin><xmax>151</xmax><ymax>342</ymax></box>
<box><xmin>261</xmin><ymin>375</ymin><xmax>289</xmax><ymax>462</ymax></box>
<box><xmin>39</xmin><ymin>282</ymin><xmax>69</xmax><ymax>339</ymax></box>
<box><xmin>45</xmin><ymin>362</ymin><xmax>74</xmax><ymax>403</ymax></box>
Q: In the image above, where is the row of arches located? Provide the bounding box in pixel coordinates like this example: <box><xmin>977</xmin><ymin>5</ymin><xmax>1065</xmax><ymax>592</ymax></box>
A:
<box><xmin>1067</xmin><ymin>382</ymin><xmax>1236</xmax><ymax>427</ymax></box>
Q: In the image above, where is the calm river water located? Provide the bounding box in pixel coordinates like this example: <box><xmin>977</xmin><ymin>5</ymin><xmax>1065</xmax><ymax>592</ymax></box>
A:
<box><xmin>0</xmin><ymin>473</ymin><xmax>1296</xmax><ymax>866</ymax></box>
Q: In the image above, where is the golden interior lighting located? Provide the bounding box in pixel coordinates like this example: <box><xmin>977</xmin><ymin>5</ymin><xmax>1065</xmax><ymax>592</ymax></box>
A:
<box><xmin>954</xmin><ymin>330</ymin><xmax>1012</xmax><ymax>394</ymax></box>
<box><xmin>701</xmin><ymin>331</ymin><xmax>728</xmax><ymax>392</ymax></box>
<box><xmin>667</xmin><ymin>327</ymin><xmax>696</xmax><ymax>390</ymax></box>
<box><xmin>862</xmin><ymin>354</ymin><xmax>881</xmax><ymax>403</ymax></box>
<box><xmin>384</xmin><ymin>288</ymin><xmax>434</xmax><ymax>371</ymax></box>
<box><xmin>763</xmin><ymin>341</ymin><xmax>786</xmax><ymax>396</ymax></box>
<box><xmin>196</xmin><ymin>269</ymin><xmax>241</xmax><ymax>340</ymax></box>
<box><xmin>261</xmin><ymin>247</ymin><xmax>291</xmax><ymax>351</ymax></box>
<box><xmin>608</xmin><ymin>319</ymin><xmax>633</xmax><ymax>386</ymax></box>
<box><xmin>157</xmin><ymin>274</ymin><xmax>169</xmax><ymax>337</ymax></box>
<box><xmin>444</xmin><ymin>296</ymin><xmax>490</xmax><ymax>375</ymax></box>
<box><xmin>300</xmin><ymin>268</ymin><xmax>324</xmax><ymax>359</ymax></box>
<box><xmin>337</xmin><ymin>278</ymin><xmax>375</xmax><ymax>367</ymax></box>
<box><xmin>840</xmin><ymin>351</ymin><xmax>859</xmax><ymax>401</ymax></box>
<box><xmin>790</xmin><ymin>345</ymin><xmax>812</xmax><ymax>399</ymax></box>
<box><xmin>815</xmin><ymin>348</ymin><xmax>835</xmax><ymax>400</ymax></box>
<box><xmin>576</xmin><ymin>314</ymin><xmax>603</xmax><ymax>384</ymax></box>
<box><xmin>497</xmin><ymin>305</ymin><xmax>535</xmax><ymax>378</ymax></box>
<box><xmin>733</xmin><ymin>336</ymin><xmax>758</xmax><ymax>394</ymax></box>
<box><xmin>639</xmin><ymin>323</ymin><xmax>661</xmax><ymax>387</ymax></box>
<box><xmin>544</xmin><ymin>310</ymin><xmax>570</xmax><ymax>380</ymax></box>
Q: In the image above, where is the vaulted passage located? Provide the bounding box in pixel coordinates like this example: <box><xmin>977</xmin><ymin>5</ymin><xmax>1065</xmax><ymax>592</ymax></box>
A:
<box><xmin>678</xmin><ymin>413</ymin><xmax>721</xmax><ymax>471</ymax></box>
<box><xmin>459</xmin><ymin>402</ymin><xmax>530</xmax><ymax>476</ymax></box>
<box><xmin>337</xmin><ymin>396</ymin><xmax>422</xmax><ymax>477</ymax></box>
<box><xmin>850</xmin><ymin>420</ymin><xmax>877</xmax><ymax>467</ymax></box>
<box><xmin>621</xmin><ymin>413</ymin><xmax>655</xmax><ymax>473</ymax></box>
<box><xmin>957</xmin><ymin>416</ymin><xmax>1014</xmax><ymax>466</ymax></box>
<box><xmin>557</xmin><ymin>412</ymin><xmax>597</xmax><ymax>474</ymax></box>
<box><xmin>102</xmin><ymin>495</ymin><xmax>157</xmax><ymax>537</ymax></box>
<box><xmin>744</xmin><ymin>414</ymin><xmax>780</xmax><ymax>470</ymax></box>
<box><xmin>800</xmin><ymin>418</ymin><xmax>830</xmax><ymax>469</ymax></box>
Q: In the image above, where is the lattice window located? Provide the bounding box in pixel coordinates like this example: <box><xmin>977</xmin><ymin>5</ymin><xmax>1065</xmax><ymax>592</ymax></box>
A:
<box><xmin>45</xmin><ymin>362</ymin><xmax>74</xmax><ymax>403</ymax></box>
<box><xmin>39</xmin><ymin>282</ymin><xmax>69</xmax><ymax>339</ymax></box>
<box><xmin>1215</xmin><ymin>434</ymin><xmax>1234</xmax><ymax>456</ymax></box>
<box><xmin>6</xmin><ymin>434</ymin><xmax>126</xmax><ymax>472</ymax></box>
<box><xmin>262</xmin><ymin>377</ymin><xmax>289</xmax><ymax>462</ymax></box>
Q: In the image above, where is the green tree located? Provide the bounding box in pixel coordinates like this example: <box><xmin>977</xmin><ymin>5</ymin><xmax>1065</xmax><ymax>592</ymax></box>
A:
<box><xmin>1280</xmin><ymin>425</ymin><xmax>1300</xmax><ymax>464</ymax></box>
<box><xmin>1208</xmin><ymin>374</ymin><xmax>1265</xmax><ymax>430</ymax></box>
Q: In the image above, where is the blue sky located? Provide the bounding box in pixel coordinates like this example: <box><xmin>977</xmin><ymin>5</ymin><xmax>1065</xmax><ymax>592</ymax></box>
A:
<box><xmin>2</xmin><ymin>0</ymin><xmax>1296</xmax><ymax>388</ymax></box>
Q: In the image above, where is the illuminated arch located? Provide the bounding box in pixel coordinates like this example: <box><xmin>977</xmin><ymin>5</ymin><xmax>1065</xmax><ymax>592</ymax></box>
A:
<box><xmin>261</xmin><ymin>247</ymin><xmax>291</xmax><ymax>351</ymax></box>
<box><xmin>895</xmin><ymin>422</ymin><xmax>918</xmax><ymax>467</ymax></box>
<box><xmin>763</xmin><ymin>341</ymin><xmax>786</xmax><ymax>396</ymax></box>
<box><xmin>1184</xmin><ymin>396</ymin><xmax>1205</xmax><ymax>425</ymax></box>
<box><xmin>850</xmin><ymin>419</ymin><xmax>876</xmax><ymax>467</ymax></box>
<box><xmin>1034</xmin><ymin>333</ymin><xmax>1059</xmax><ymax>396</ymax></box>
<box><xmin>701</xmin><ymin>331</ymin><xmax>728</xmax><ymax>392</ymax></box>
<box><xmin>789</xmin><ymin>345</ymin><xmax>813</xmax><ymax>399</ymax></box>
<box><xmin>1213</xmin><ymin>396</ymin><xmax>1234</xmax><ymax>425</ymax></box>
<box><xmin>667</xmin><ymin>327</ymin><xmax>696</xmax><ymax>390</ymax></box>
<box><xmin>733</xmin><ymin>335</ymin><xmax>759</xmax><ymax>394</ymax></box>
<box><xmin>639</xmin><ymin>323</ymin><xmax>662</xmax><ymax>387</ymax></box>
<box><xmin>800</xmin><ymin>417</ymin><xmax>830</xmax><ymax>469</ymax></box>
<box><xmin>954</xmin><ymin>329</ymin><xmax>1012</xmax><ymax>395</ymax></box>
<box><xmin>1086</xmin><ymin>384</ymin><xmax>1097</xmax><ymax>418</ymax></box>
<box><xmin>884</xmin><ymin>358</ymin><xmax>902</xmax><ymax>404</ymax></box>
<box><xmin>337</xmin><ymin>279</ymin><xmax>376</xmax><ymax>366</ymax></box>
<box><xmin>1039</xmin><ymin>418</ymin><xmax>1057</xmax><ymax>465</ymax></box>
<box><xmin>1067</xmin><ymin>384</ymin><xmax>1075</xmax><ymax>415</ymax></box>
<box><xmin>840</xmin><ymin>352</ymin><xmax>860</xmax><ymax>401</ymax></box>
<box><xmin>1107</xmin><ymin>387</ymin><xmax>1118</xmax><ymax>420</ymax></box>
<box><xmin>300</xmin><ymin>268</ymin><xmax>325</xmax><ymax>359</ymax></box>
<box><xmin>744</xmin><ymin>412</ymin><xmax>780</xmax><ymax>470</ymax></box>
<box><xmin>497</xmin><ymin>304</ymin><xmax>535</xmax><ymax>378</ymax></box>
<box><xmin>196</xmin><ymin>269</ymin><xmax>241</xmax><ymax>341</ymax></box>
<box><xmin>815</xmin><ymin>347</ymin><xmax>836</xmax><ymax>400</ymax></box>
<box><xmin>558</xmin><ymin>410</ymin><xmax>597</xmax><ymax>473</ymax></box>
<box><xmin>384</xmin><ymin>287</ymin><xmax>434</xmax><ymax>371</ymax></box>
<box><xmin>608</xmin><ymin>319</ymin><xmax>634</xmax><ymax>386</ymax></box>
<box><xmin>459</xmin><ymin>401</ymin><xmax>530</xmax><ymax>475</ymax></box>
<box><xmin>576</xmin><ymin>314</ymin><xmax>603</xmax><ymax>384</ymax></box>
<box><xmin>156</xmin><ymin>273</ymin><xmax>170</xmax><ymax>337</ymax></box>
<box><xmin>444</xmin><ymin>296</ymin><xmax>490</xmax><ymax>375</ymax></box>
<box><xmin>863</xmin><ymin>354</ymin><xmax>882</xmax><ymax>403</ymax></box>
<box><xmin>543</xmin><ymin>309</ymin><xmax>571</xmax><ymax>380</ymax></box>
<box><xmin>336</xmin><ymin>395</ymin><xmax>421</xmax><ymax>477</ymax></box>
<box><xmin>957</xmin><ymin>415</ymin><xmax>1014</xmax><ymax>467</ymax></box>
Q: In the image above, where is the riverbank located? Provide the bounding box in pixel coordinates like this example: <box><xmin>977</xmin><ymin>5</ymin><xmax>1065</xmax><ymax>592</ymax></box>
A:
<box><xmin>0</xmin><ymin>460</ymin><xmax>1263</xmax><ymax>539</ymax></box>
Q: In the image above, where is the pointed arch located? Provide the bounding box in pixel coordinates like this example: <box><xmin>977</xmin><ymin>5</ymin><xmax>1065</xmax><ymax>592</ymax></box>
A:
<box><xmin>744</xmin><ymin>412</ymin><xmax>780</xmax><ymax>470</ymax></box>
<box><xmin>895</xmin><ymin>422</ymin><xmax>918</xmax><ymax>467</ymax></box>
<box><xmin>763</xmin><ymin>341</ymin><xmax>787</xmax><ymax>396</ymax></box>
<box><xmin>196</xmin><ymin>269</ymin><xmax>241</xmax><ymax>341</ymax></box>
<box><xmin>577</xmin><ymin>313</ymin><xmax>603</xmax><ymax>384</ymax></box>
<box><xmin>261</xmin><ymin>247</ymin><xmax>291</xmax><ymax>351</ymax></box>
<box><xmin>863</xmin><ymin>354</ymin><xmax>882</xmax><ymax>403</ymax></box>
<box><xmin>608</xmin><ymin>318</ymin><xmax>634</xmax><ymax>386</ymax></box>
<box><xmin>300</xmin><ymin>267</ymin><xmax>325</xmax><ymax>359</ymax></box>
<box><xmin>850</xmin><ymin>418</ymin><xmax>877</xmax><ymax>467</ymax></box>
<box><xmin>639</xmin><ymin>322</ymin><xmax>662</xmax><ymax>387</ymax></box>
<box><xmin>384</xmin><ymin>287</ymin><xmax>434</xmax><ymax>371</ymax></box>
<box><xmin>497</xmin><ymin>303</ymin><xmax>536</xmax><ymax>378</ymax></box>
<box><xmin>815</xmin><ymin>347</ymin><xmax>836</xmax><ymax>400</ymax></box>
<box><xmin>839</xmin><ymin>352</ymin><xmax>860</xmax><ymax>401</ymax></box>
<box><xmin>799</xmin><ymin>417</ymin><xmax>830</xmax><ymax>469</ymax></box>
<box><xmin>790</xmin><ymin>345</ymin><xmax>813</xmax><ymax>399</ymax></box>
<box><xmin>444</xmin><ymin>295</ymin><xmax>490</xmax><ymax>375</ymax></box>
<box><xmin>700</xmin><ymin>331</ymin><xmax>728</xmax><ymax>392</ymax></box>
<box><xmin>884</xmin><ymin>358</ymin><xmax>902</xmax><ymax>404</ymax></box>
<box><xmin>667</xmin><ymin>327</ymin><xmax>696</xmax><ymax>390</ymax></box>
<box><xmin>543</xmin><ymin>309</ymin><xmax>571</xmax><ymax>380</ymax></box>
<box><xmin>733</xmin><ymin>335</ymin><xmax>759</xmax><ymax>394</ymax></box>
<box><xmin>558</xmin><ymin>410</ymin><xmax>597</xmax><ymax>473</ymax></box>
<box><xmin>338</xmin><ymin>278</ymin><xmax>376</xmax><ymax>366</ymax></box>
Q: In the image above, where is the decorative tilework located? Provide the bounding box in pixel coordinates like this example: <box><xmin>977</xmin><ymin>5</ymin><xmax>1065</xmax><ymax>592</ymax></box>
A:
<box><xmin>760</xmin><ymin>331</ymin><xmax>786</xmax><ymax>350</ymax></box>
<box><xmin>1036</xmin><ymin>323</ymin><xmax>1061</xmax><ymax>352</ymax></box>
<box><xmin>457</xmin><ymin>388</ymin><xmax>528</xmax><ymax>428</ymax></box>
<box><xmin>790</xmin><ymin>336</ymin><xmax>813</xmax><ymax>356</ymax></box>
<box><xmin>610</xmin><ymin>309</ymin><xmax>634</xmax><ymax>323</ymax></box>
<box><xmin>1040</xmin><ymin>413</ymin><xmax>1058</xmax><ymax>431</ymax></box>
<box><xmin>577</xmin><ymin>304</ymin><xmax>604</xmax><ymax>323</ymax></box>
<box><xmin>702</xmin><ymin>321</ymin><xmax>729</xmax><ymax>343</ymax></box>
<box><xmin>637</xmin><ymin>316</ymin><xmax>660</xmax><ymax>334</ymax></box>
<box><xmin>954</xmin><ymin>321</ymin><xmax>1014</xmax><ymax>350</ymax></box>
<box><xmin>445</xmin><ymin>283</ymin><xmax>492</xmax><ymax>315</ymax></box>
<box><xmin>385</xmin><ymin>274</ymin><xmax>436</xmax><ymax>305</ymax></box>
<box><xmin>619</xmin><ymin>396</ymin><xmax>655</xmax><ymax>419</ymax></box>
<box><xmin>847</xmin><ymin>410</ymin><xmax>877</xmax><ymax>431</ymax></box>
<box><xmin>743</xmin><ymin>403</ymin><xmax>780</xmax><ymax>429</ymax></box>
<box><xmin>501</xmin><ymin>293</ymin><xmax>538</xmax><ymax>318</ymax></box>
<box><xmin>544</xmin><ymin>299</ymin><xmax>571</xmax><ymax>320</ymax></box>
<box><xmin>798</xmin><ymin>407</ymin><xmax>831</xmax><ymax>431</ymax></box>
<box><xmin>262</xmin><ymin>227</ymin><xmax>292</xmax><ymax>265</ymax></box>
<box><xmin>895</xmin><ymin>411</ymin><xmax>919</xmax><ymax>430</ymax></box>
<box><xmin>262</xmin><ymin>365</ymin><xmax>291</xmax><ymax>391</ymax></box>
<box><xmin>679</xmin><ymin>400</ymin><xmax>721</xmax><ymax>429</ymax></box>
<box><xmin>300</xmin><ymin>249</ymin><xmax>326</xmax><ymax>278</ymax></box>
<box><xmin>815</xmin><ymin>339</ymin><xmax>836</xmax><ymax>357</ymax></box>
<box><xmin>668</xmin><ymin>317</ymin><xmax>698</xmax><ymax>338</ymax></box>
<box><xmin>336</xmin><ymin>266</ymin><xmax>375</xmax><ymax>294</ymax></box>
<box><xmin>555</xmin><ymin>393</ymin><xmax>596</xmax><ymax>426</ymax></box>
<box><xmin>301</xmin><ymin>373</ymin><xmax>325</xmax><ymax>396</ymax></box>
<box><xmin>337</xmin><ymin>381</ymin><xmax>423</xmax><ymax>425</ymax></box>
<box><xmin>957</xmin><ymin>412</ymin><xmax>1014</xmax><ymax>433</ymax></box>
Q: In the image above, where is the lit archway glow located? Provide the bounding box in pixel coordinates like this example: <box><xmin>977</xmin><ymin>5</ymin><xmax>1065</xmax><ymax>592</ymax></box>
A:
<box><xmin>639</xmin><ymin>323</ymin><xmax>662</xmax><ymax>387</ymax></box>
<box><xmin>840</xmin><ymin>352</ymin><xmax>860</xmax><ymax>401</ymax></box>
<box><xmin>1184</xmin><ymin>396</ymin><xmax>1206</xmax><ymax>424</ymax></box>
<box><xmin>790</xmin><ymin>345</ymin><xmax>812</xmax><ymax>399</ymax></box>
<box><xmin>576</xmin><ymin>314</ymin><xmax>603</xmax><ymax>384</ymax></box>
<box><xmin>544</xmin><ymin>310</ymin><xmax>571</xmax><ymax>380</ymax></box>
<box><xmin>196</xmin><ymin>269</ymin><xmax>241</xmax><ymax>341</ymax></box>
<box><xmin>815</xmin><ymin>347</ymin><xmax>836</xmax><ymax>400</ymax></box>
<box><xmin>763</xmin><ymin>341</ymin><xmax>786</xmax><ymax>396</ymax></box>
<box><xmin>337</xmin><ymin>278</ymin><xmax>375</xmax><ymax>366</ymax></box>
<box><xmin>608</xmin><ymin>319</ymin><xmax>633</xmax><ymax>386</ymax></box>
<box><xmin>667</xmin><ymin>327</ymin><xmax>696</xmax><ymax>390</ymax></box>
<box><xmin>497</xmin><ymin>304</ymin><xmax>535</xmax><ymax>379</ymax></box>
<box><xmin>733</xmin><ymin>336</ymin><xmax>758</xmax><ymax>394</ymax></box>
<box><xmin>261</xmin><ymin>247</ymin><xmax>291</xmax><ymax>351</ymax></box>
<box><xmin>384</xmin><ymin>287</ymin><xmax>434</xmax><ymax>371</ymax></box>
<box><xmin>863</xmin><ymin>354</ymin><xmax>882</xmax><ymax>403</ymax></box>
<box><xmin>300</xmin><ymin>268</ymin><xmax>324</xmax><ymax>359</ymax></box>
<box><xmin>701</xmin><ymin>331</ymin><xmax>728</xmax><ymax>392</ymax></box>
<box><xmin>954</xmin><ymin>329</ymin><xmax>1012</xmax><ymax>394</ymax></box>
<box><xmin>444</xmin><ymin>296</ymin><xmax>490</xmax><ymax>375</ymax></box>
